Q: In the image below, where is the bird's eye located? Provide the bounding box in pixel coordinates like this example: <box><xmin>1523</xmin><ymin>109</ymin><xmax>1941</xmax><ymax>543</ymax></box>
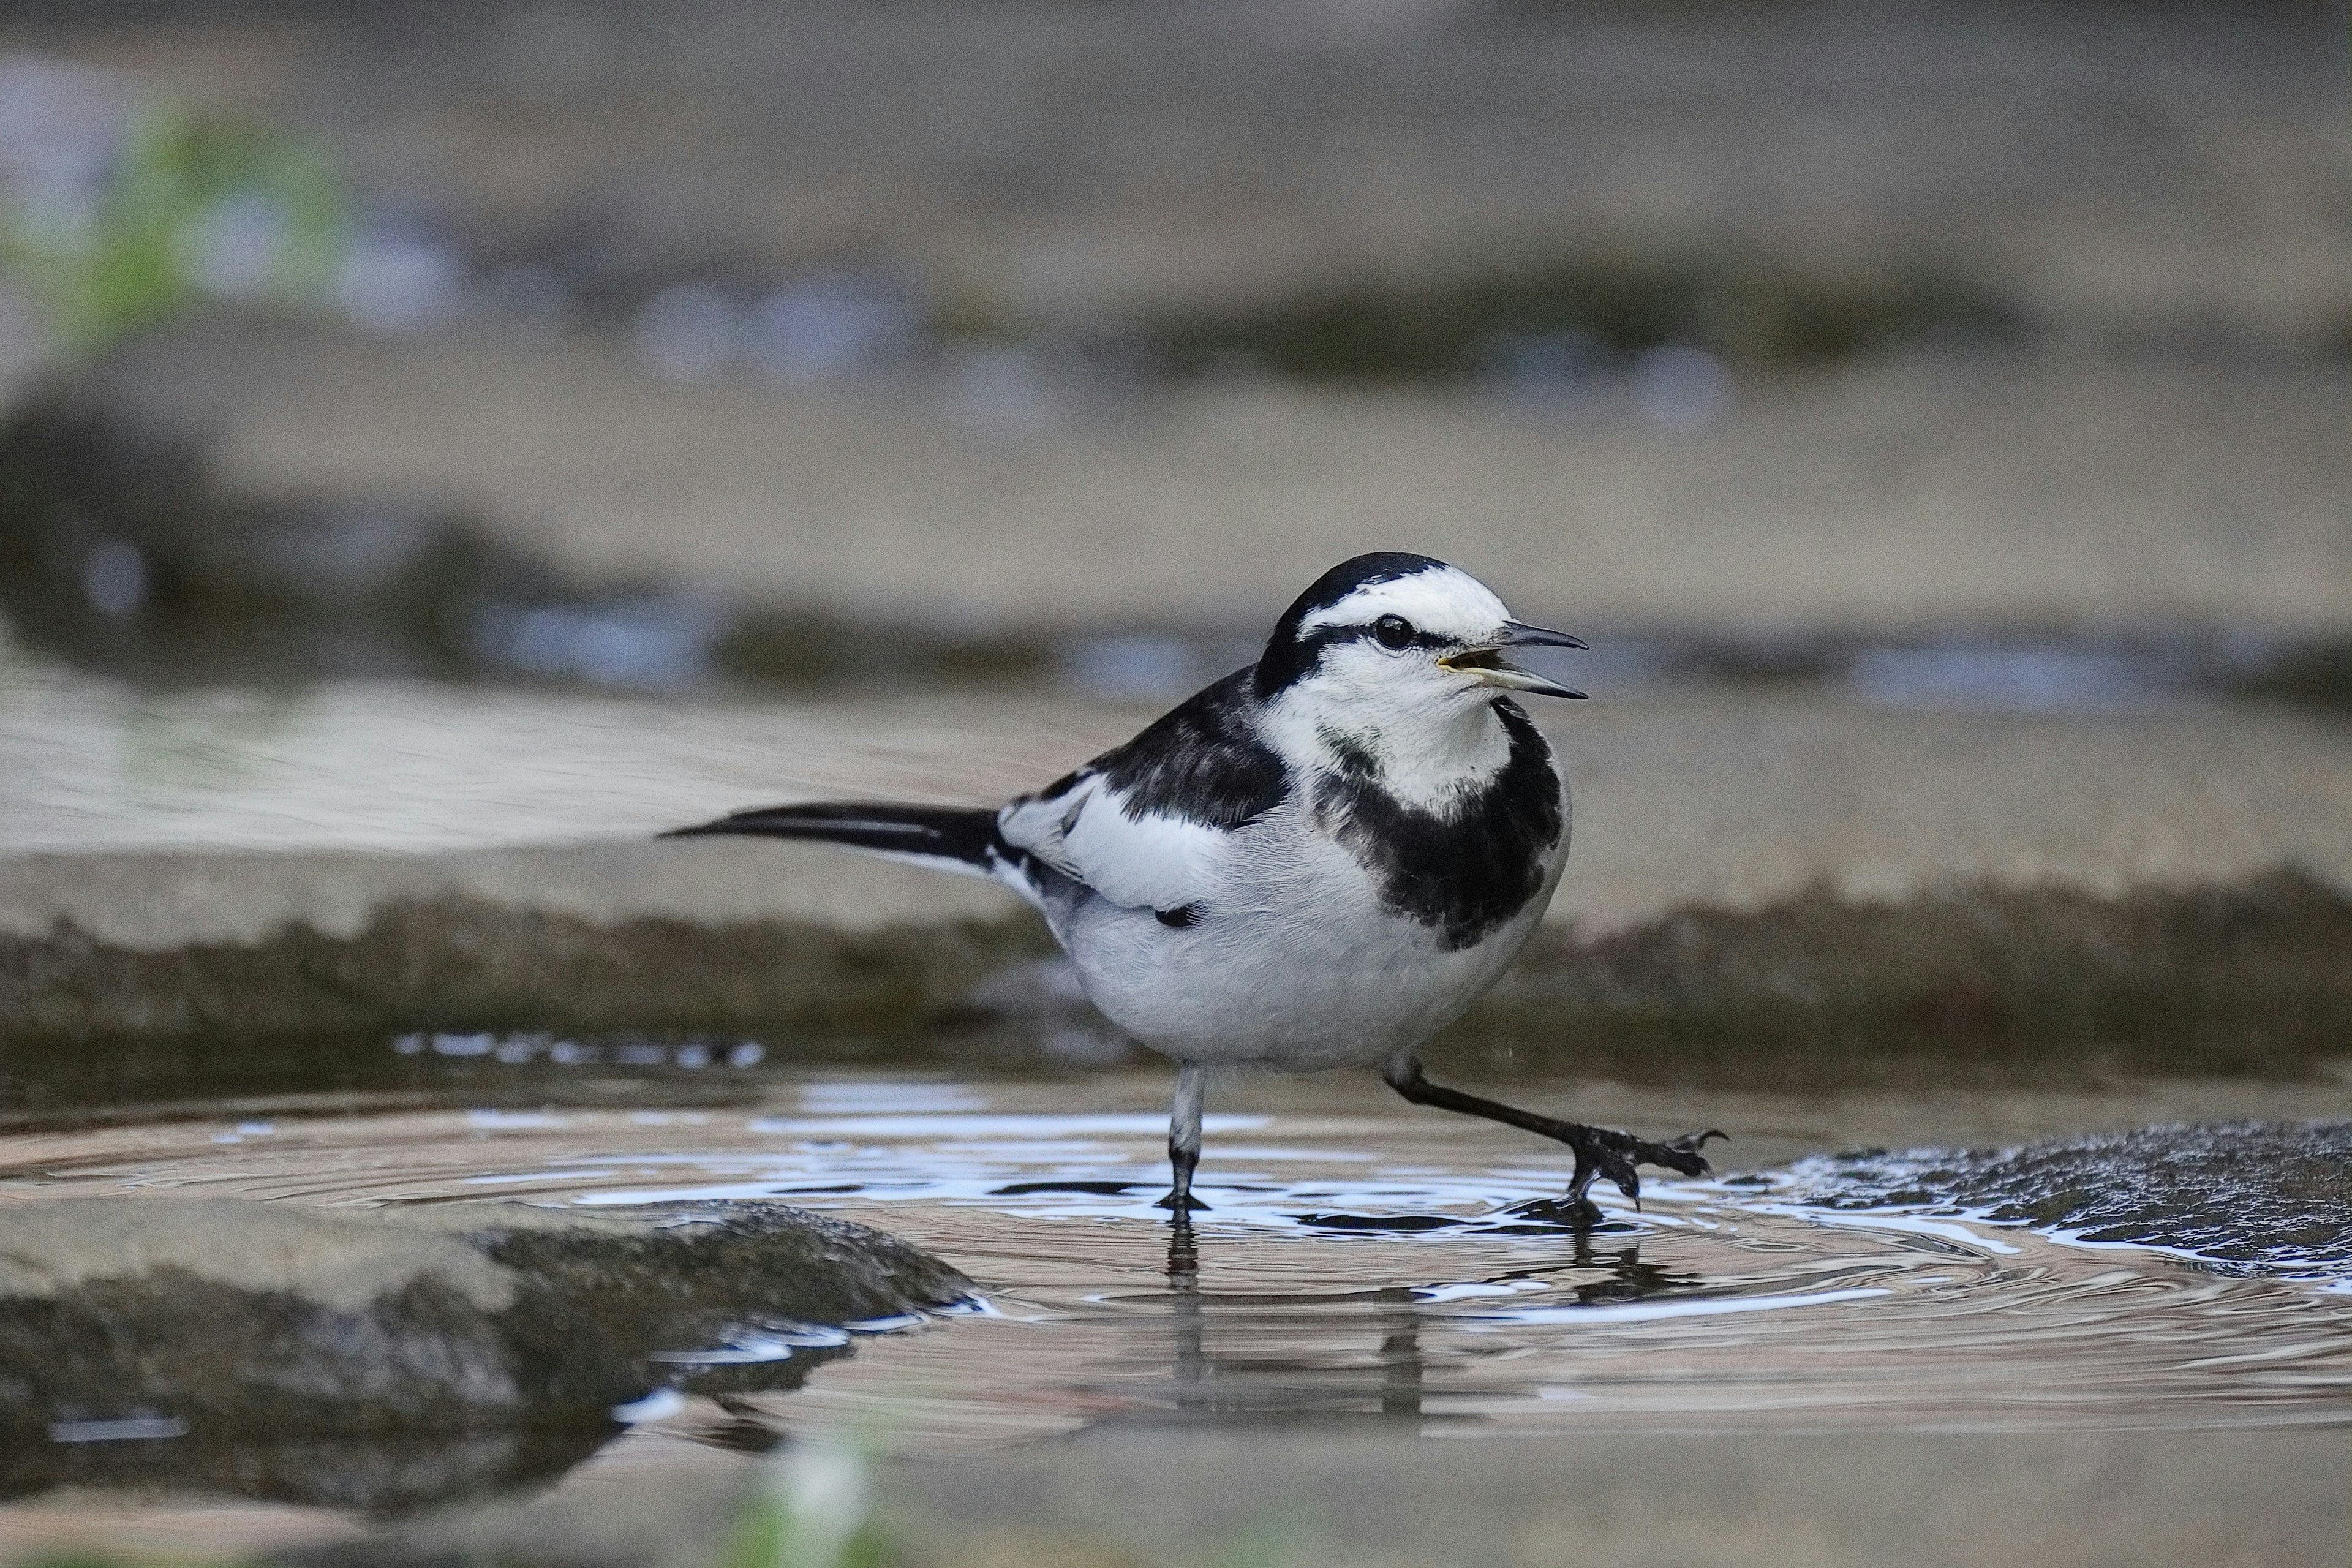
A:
<box><xmin>1373</xmin><ymin>614</ymin><xmax>1415</xmax><ymax>651</ymax></box>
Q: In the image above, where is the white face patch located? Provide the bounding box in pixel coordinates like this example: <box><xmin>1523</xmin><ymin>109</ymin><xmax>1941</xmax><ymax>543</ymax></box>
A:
<box><xmin>1296</xmin><ymin>566</ymin><xmax>1512</xmax><ymax>645</ymax></box>
<box><xmin>1261</xmin><ymin>657</ymin><xmax>1518</xmax><ymax>810</ymax></box>
<box><xmin>1262</xmin><ymin>562</ymin><xmax>1534</xmax><ymax>809</ymax></box>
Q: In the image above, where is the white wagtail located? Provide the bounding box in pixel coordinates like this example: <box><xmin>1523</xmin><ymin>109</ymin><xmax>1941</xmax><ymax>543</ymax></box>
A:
<box><xmin>669</xmin><ymin>552</ymin><xmax>1720</xmax><ymax>1213</ymax></box>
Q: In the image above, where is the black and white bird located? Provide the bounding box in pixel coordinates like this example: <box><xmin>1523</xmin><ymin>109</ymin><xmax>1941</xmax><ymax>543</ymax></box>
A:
<box><xmin>668</xmin><ymin>552</ymin><xmax>1719</xmax><ymax>1213</ymax></box>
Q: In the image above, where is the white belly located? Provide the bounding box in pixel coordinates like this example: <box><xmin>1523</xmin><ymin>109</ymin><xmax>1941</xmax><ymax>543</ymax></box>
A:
<box><xmin>1052</xmin><ymin>816</ymin><xmax>1569</xmax><ymax>1072</ymax></box>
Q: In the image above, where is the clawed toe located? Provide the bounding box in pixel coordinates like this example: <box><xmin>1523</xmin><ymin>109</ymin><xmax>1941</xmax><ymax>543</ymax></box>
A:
<box><xmin>1641</xmin><ymin>1128</ymin><xmax>1728</xmax><ymax>1177</ymax></box>
<box><xmin>1568</xmin><ymin>1126</ymin><xmax>1728</xmax><ymax>1207</ymax></box>
<box><xmin>1380</xmin><ymin>1062</ymin><xmax>1732</xmax><ymax>1216</ymax></box>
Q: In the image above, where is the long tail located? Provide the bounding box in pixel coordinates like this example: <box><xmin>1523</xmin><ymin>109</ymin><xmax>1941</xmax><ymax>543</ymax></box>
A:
<box><xmin>662</xmin><ymin>801</ymin><xmax>1004</xmax><ymax>881</ymax></box>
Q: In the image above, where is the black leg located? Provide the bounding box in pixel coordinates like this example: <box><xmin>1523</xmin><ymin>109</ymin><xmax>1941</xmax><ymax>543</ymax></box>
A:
<box><xmin>1381</xmin><ymin>1055</ymin><xmax>1723</xmax><ymax>1208</ymax></box>
<box><xmin>1157</xmin><ymin>1140</ymin><xmax>1206</xmax><ymax>1212</ymax></box>
<box><xmin>1155</xmin><ymin>1061</ymin><xmax>1210</xmax><ymax>1213</ymax></box>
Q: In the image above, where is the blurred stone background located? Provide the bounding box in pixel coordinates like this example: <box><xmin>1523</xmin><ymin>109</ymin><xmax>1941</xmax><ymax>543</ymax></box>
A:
<box><xmin>0</xmin><ymin>0</ymin><xmax>2344</xmax><ymax>643</ymax></box>
<box><xmin>0</xmin><ymin>0</ymin><xmax>2346</xmax><ymax>1063</ymax></box>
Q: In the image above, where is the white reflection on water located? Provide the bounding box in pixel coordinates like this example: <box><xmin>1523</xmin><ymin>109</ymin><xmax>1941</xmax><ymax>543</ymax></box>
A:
<box><xmin>1457</xmin><ymin>1285</ymin><xmax>1892</xmax><ymax>1328</ymax></box>
<box><xmin>6</xmin><ymin>1076</ymin><xmax>2349</xmax><ymax>1451</ymax></box>
<box><xmin>1739</xmin><ymin>1207</ymin><xmax>2025</xmax><ymax>1256</ymax></box>
<box><xmin>739</xmin><ymin>1112</ymin><xmax>1270</xmax><ymax>1140</ymax></box>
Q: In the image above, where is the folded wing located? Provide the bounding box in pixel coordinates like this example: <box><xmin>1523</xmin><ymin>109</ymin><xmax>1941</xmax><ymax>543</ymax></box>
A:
<box><xmin>997</xmin><ymin>772</ymin><xmax>1242</xmax><ymax>915</ymax></box>
<box><xmin>997</xmin><ymin>668</ymin><xmax>1291</xmax><ymax>918</ymax></box>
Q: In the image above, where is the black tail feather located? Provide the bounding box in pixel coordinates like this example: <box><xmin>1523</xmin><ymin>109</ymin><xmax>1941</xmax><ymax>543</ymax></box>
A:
<box><xmin>661</xmin><ymin>801</ymin><xmax>1000</xmax><ymax>872</ymax></box>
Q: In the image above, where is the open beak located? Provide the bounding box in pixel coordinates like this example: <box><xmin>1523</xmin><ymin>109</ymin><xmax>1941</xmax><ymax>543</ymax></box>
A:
<box><xmin>1438</xmin><ymin>620</ymin><xmax>1590</xmax><ymax>700</ymax></box>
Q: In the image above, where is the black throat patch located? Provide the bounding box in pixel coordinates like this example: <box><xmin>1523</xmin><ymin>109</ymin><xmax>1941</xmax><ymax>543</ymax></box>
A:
<box><xmin>1313</xmin><ymin>700</ymin><xmax>1563</xmax><ymax>951</ymax></box>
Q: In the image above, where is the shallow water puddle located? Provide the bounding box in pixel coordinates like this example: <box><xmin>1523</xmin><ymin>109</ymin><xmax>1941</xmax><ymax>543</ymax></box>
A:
<box><xmin>2</xmin><ymin>1072</ymin><xmax>2345</xmax><ymax>1473</ymax></box>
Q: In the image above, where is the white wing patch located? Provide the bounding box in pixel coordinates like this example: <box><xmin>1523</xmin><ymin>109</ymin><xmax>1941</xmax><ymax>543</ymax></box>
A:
<box><xmin>997</xmin><ymin>773</ymin><xmax>1234</xmax><ymax>913</ymax></box>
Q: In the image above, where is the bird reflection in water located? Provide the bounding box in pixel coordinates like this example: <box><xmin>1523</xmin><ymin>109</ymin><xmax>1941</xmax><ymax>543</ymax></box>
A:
<box><xmin>673</xmin><ymin>1217</ymin><xmax>1705</xmax><ymax>1457</ymax></box>
<box><xmin>1155</xmin><ymin>1218</ymin><xmax>1697</xmax><ymax>1428</ymax></box>
<box><xmin>1161</xmin><ymin>1218</ymin><xmax>1423</xmax><ymax>1425</ymax></box>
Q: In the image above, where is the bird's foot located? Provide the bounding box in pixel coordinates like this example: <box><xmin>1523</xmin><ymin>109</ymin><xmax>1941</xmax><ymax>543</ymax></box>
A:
<box><xmin>1154</xmin><ymin>1189</ymin><xmax>1210</xmax><ymax>1213</ymax></box>
<box><xmin>1509</xmin><ymin>1194</ymin><xmax>1607</xmax><ymax>1229</ymax></box>
<box><xmin>1564</xmin><ymin>1126</ymin><xmax>1727</xmax><ymax>1208</ymax></box>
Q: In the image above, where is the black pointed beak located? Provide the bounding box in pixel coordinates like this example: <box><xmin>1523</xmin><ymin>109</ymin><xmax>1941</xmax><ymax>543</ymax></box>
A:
<box><xmin>1438</xmin><ymin>620</ymin><xmax>1591</xmax><ymax>699</ymax></box>
<box><xmin>1496</xmin><ymin>620</ymin><xmax>1589</xmax><ymax>652</ymax></box>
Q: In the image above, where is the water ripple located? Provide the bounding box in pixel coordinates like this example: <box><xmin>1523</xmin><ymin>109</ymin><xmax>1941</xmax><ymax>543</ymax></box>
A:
<box><xmin>1762</xmin><ymin>1120</ymin><xmax>2352</xmax><ymax>1291</ymax></box>
<box><xmin>3</xmin><ymin>1081</ymin><xmax>2346</xmax><ymax>1452</ymax></box>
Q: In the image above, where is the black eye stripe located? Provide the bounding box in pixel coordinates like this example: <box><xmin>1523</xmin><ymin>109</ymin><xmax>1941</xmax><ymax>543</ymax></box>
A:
<box><xmin>1253</xmin><ymin>554</ymin><xmax>1461</xmax><ymax>697</ymax></box>
<box><xmin>1257</xmin><ymin>621</ymin><xmax>1459</xmax><ymax>692</ymax></box>
<box><xmin>1328</xmin><ymin>624</ymin><xmax>1455</xmax><ymax>652</ymax></box>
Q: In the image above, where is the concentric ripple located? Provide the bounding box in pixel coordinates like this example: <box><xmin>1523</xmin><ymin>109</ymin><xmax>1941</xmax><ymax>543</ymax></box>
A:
<box><xmin>1</xmin><ymin>1074</ymin><xmax>2346</xmax><ymax>1460</ymax></box>
<box><xmin>1764</xmin><ymin>1120</ymin><xmax>2352</xmax><ymax>1289</ymax></box>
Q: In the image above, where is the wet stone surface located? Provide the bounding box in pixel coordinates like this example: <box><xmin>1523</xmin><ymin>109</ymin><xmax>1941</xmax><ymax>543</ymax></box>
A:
<box><xmin>1780</xmin><ymin>1120</ymin><xmax>2352</xmax><ymax>1283</ymax></box>
<box><xmin>0</xmin><ymin>1071</ymin><xmax>2346</xmax><ymax>1562</ymax></box>
<box><xmin>0</xmin><ymin>1197</ymin><xmax>970</xmax><ymax>1512</ymax></box>
<box><xmin>7</xmin><ymin>872</ymin><xmax>2351</xmax><ymax>1098</ymax></box>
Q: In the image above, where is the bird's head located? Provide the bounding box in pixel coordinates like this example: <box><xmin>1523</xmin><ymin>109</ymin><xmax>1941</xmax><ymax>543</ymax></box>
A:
<box><xmin>1253</xmin><ymin>552</ymin><xmax>1588</xmax><ymax>715</ymax></box>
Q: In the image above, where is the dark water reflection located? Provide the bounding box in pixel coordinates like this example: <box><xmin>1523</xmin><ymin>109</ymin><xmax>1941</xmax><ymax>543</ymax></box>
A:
<box><xmin>1151</xmin><ymin>1221</ymin><xmax>1702</xmax><ymax>1432</ymax></box>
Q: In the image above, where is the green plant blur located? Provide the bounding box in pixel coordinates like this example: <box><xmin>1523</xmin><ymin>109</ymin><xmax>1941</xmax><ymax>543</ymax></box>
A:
<box><xmin>0</xmin><ymin>108</ymin><xmax>348</xmax><ymax>350</ymax></box>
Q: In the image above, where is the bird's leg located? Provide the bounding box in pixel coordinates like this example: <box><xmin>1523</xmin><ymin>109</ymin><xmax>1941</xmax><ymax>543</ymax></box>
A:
<box><xmin>1381</xmin><ymin>1055</ymin><xmax>1723</xmax><ymax>1212</ymax></box>
<box><xmin>1155</xmin><ymin>1060</ymin><xmax>1210</xmax><ymax>1213</ymax></box>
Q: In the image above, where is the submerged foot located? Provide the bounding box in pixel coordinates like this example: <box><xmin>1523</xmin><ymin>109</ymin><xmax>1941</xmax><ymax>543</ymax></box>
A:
<box><xmin>1509</xmin><ymin>1194</ymin><xmax>1607</xmax><ymax>1228</ymax></box>
<box><xmin>1564</xmin><ymin>1126</ymin><xmax>1726</xmax><ymax>1208</ymax></box>
<box><xmin>1155</xmin><ymin>1189</ymin><xmax>1210</xmax><ymax>1213</ymax></box>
